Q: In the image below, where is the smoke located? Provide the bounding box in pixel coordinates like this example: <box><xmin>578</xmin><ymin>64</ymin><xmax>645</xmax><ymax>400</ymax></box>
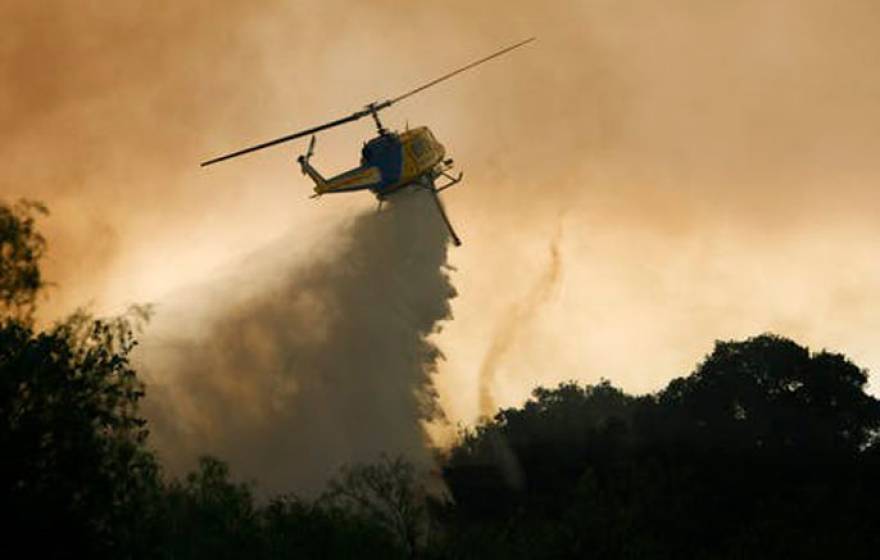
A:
<box><xmin>139</xmin><ymin>188</ymin><xmax>455</xmax><ymax>495</ymax></box>
<box><xmin>6</xmin><ymin>0</ymin><xmax>880</xmax><ymax>434</ymax></box>
<box><xmin>477</xmin><ymin>226</ymin><xmax>562</xmax><ymax>418</ymax></box>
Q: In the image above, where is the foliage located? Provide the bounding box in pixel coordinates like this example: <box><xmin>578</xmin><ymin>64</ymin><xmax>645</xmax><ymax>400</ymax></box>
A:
<box><xmin>441</xmin><ymin>334</ymin><xmax>880</xmax><ymax>558</ymax></box>
<box><xmin>0</xmin><ymin>199</ymin><xmax>48</xmax><ymax>321</ymax></box>
<box><xmin>152</xmin><ymin>456</ymin><xmax>259</xmax><ymax>559</ymax></box>
<box><xmin>150</xmin><ymin>456</ymin><xmax>407</xmax><ymax>560</ymax></box>
<box><xmin>323</xmin><ymin>454</ymin><xmax>426</xmax><ymax>558</ymax></box>
<box><xmin>653</xmin><ymin>334</ymin><xmax>880</xmax><ymax>455</ymax></box>
<box><xmin>262</xmin><ymin>490</ymin><xmax>404</xmax><ymax>559</ymax></box>
<box><xmin>445</xmin><ymin>380</ymin><xmax>635</xmax><ymax>519</ymax></box>
<box><xmin>0</xmin><ymin>308</ymin><xmax>160</xmax><ymax>557</ymax></box>
<box><xmin>0</xmin><ymin>199</ymin><xmax>158</xmax><ymax>556</ymax></box>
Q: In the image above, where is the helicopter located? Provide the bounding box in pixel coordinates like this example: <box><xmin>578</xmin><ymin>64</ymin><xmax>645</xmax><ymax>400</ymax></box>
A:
<box><xmin>200</xmin><ymin>37</ymin><xmax>536</xmax><ymax>247</ymax></box>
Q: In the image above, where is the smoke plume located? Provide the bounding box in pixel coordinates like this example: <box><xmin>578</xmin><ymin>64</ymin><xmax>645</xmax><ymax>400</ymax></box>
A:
<box><xmin>478</xmin><ymin>228</ymin><xmax>562</xmax><ymax>418</ymax></box>
<box><xmin>139</xmin><ymin>188</ymin><xmax>455</xmax><ymax>495</ymax></box>
<box><xmin>7</xmin><ymin>0</ymin><xmax>880</xmax><ymax>434</ymax></box>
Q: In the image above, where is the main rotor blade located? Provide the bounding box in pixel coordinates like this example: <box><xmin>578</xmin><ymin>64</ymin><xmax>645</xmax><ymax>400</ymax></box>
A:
<box><xmin>200</xmin><ymin>38</ymin><xmax>535</xmax><ymax>167</ymax></box>
<box><xmin>389</xmin><ymin>37</ymin><xmax>535</xmax><ymax>105</ymax></box>
<box><xmin>200</xmin><ymin>111</ymin><xmax>366</xmax><ymax>167</ymax></box>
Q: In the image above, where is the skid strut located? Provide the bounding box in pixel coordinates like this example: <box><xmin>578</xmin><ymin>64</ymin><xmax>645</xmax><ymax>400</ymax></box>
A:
<box><xmin>425</xmin><ymin>184</ymin><xmax>462</xmax><ymax>246</ymax></box>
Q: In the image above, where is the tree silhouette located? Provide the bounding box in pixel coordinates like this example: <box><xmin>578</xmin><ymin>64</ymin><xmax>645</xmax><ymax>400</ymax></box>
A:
<box><xmin>323</xmin><ymin>454</ymin><xmax>426</xmax><ymax>559</ymax></box>
<box><xmin>652</xmin><ymin>334</ymin><xmax>880</xmax><ymax>456</ymax></box>
<box><xmin>0</xmin><ymin>199</ymin><xmax>47</xmax><ymax>322</ymax></box>
<box><xmin>445</xmin><ymin>380</ymin><xmax>636</xmax><ymax>517</ymax></box>
<box><xmin>441</xmin><ymin>335</ymin><xmax>880</xmax><ymax>558</ymax></box>
<box><xmin>154</xmin><ymin>456</ymin><xmax>260</xmax><ymax>559</ymax></box>
<box><xmin>0</xmin><ymin>200</ymin><xmax>159</xmax><ymax>557</ymax></box>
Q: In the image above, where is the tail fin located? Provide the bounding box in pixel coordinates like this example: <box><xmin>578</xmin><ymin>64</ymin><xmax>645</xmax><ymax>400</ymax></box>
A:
<box><xmin>297</xmin><ymin>136</ymin><xmax>327</xmax><ymax>194</ymax></box>
<box><xmin>305</xmin><ymin>135</ymin><xmax>316</xmax><ymax>160</ymax></box>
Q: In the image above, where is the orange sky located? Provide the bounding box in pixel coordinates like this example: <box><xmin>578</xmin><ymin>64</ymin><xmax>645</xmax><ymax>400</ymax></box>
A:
<box><xmin>4</xmin><ymin>0</ymin><xmax>880</xmax><ymax>436</ymax></box>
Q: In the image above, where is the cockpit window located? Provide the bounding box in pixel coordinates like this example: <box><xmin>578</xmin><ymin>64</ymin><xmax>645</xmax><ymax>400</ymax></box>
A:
<box><xmin>411</xmin><ymin>137</ymin><xmax>428</xmax><ymax>158</ymax></box>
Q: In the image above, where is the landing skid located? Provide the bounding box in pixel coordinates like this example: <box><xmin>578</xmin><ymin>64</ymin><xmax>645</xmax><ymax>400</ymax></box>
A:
<box><xmin>372</xmin><ymin>170</ymin><xmax>463</xmax><ymax>246</ymax></box>
<box><xmin>417</xmin><ymin>171</ymin><xmax>462</xmax><ymax>246</ymax></box>
<box><xmin>426</xmin><ymin>184</ymin><xmax>463</xmax><ymax>246</ymax></box>
<box><xmin>436</xmin><ymin>171</ymin><xmax>463</xmax><ymax>193</ymax></box>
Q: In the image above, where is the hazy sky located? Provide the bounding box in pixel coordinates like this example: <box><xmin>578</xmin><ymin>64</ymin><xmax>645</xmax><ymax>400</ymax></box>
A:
<box><xmin>4</xmin><ymin>0</ymin><xmax>880</xmax><ymax>441</ymax></box>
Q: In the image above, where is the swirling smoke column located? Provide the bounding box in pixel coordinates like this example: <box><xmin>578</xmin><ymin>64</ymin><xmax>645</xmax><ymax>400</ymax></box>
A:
<box><xmin>140</xmin><ymin>188</ymin><xmax>455</xmax><ymax>496</ymax></box>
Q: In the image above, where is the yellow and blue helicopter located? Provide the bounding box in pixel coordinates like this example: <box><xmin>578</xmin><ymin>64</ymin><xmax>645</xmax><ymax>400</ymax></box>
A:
<box><xmin>200</xmin><ymin>38</ymin><xmax>535</xmax><ymax>246</ymax></box>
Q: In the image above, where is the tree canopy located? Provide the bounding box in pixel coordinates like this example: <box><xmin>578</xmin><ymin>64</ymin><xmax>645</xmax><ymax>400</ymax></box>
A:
<box><xmin>0</xmin><ymin>201</ymin><xmax>160</xmax><ymax>556</ymax></box>
<box><xmin>442</xmin><ymin>335</ymin><xmax>880</xmax><ymax>558</ymax></box>
<box><xmin>0</xmin><ymin>199</ymin><xmax>48</xmax><ymax>321</ymax></box>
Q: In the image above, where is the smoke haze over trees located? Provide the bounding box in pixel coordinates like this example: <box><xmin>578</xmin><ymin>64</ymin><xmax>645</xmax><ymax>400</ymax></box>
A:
<box><xmin>3</xmin><ymin>198</ymin><xmax>880</xmax><ymax>558</ymax></box>
<box><xmin>6</xmin><ymin>1</ymin><xmax>880</xmax><ymax>423</ymax></box>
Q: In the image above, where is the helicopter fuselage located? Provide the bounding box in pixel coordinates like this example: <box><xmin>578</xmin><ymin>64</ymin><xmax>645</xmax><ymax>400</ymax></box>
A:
<box><xmin>300</xmin><ymin>126</ymin><xmax>449</xmax><ymax>198</ymax></box>
<box><xmin>297</xmin><ymin>124</ymin><xmax>463</xmax><ymax>245</ymax></box>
